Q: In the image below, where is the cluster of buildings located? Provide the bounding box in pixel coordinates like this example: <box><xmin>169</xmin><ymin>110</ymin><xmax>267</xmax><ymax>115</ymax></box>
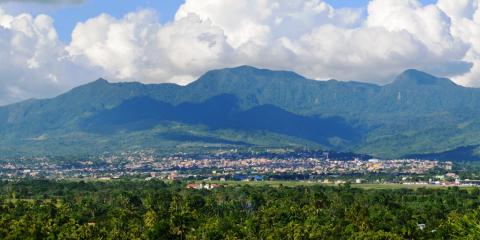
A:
<box><xmin>149</xmin><ymin>157</ymin><xmax>452</xmax><ymax>175</ymax></box>
<box><xmin>0</xmin><ymin>150</ymin><xmax>454</xmax><ymax>180</ymax></box>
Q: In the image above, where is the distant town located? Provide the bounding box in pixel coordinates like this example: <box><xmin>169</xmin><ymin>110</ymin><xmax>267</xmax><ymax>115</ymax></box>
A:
<box><xmin>0</xmin><ymin>148</ymin><xmax>475</xmax><ymax>186</ymax></box>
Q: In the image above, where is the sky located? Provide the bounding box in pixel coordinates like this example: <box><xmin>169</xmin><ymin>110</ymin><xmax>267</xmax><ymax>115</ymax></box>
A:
<box><xmin>0</xmin><ymin>0</ymin><xmax>439</xmax><ymax>42</ymax></box>
<box><xmin>0</xmin><ymin>0</ymin><xmax>479</xmax><ymax>105</ymax></box>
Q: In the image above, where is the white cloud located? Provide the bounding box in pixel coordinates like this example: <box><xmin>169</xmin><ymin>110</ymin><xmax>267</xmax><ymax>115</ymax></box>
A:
<box><xmin>68</xmin><ymin>11</ymin><xmax>154</xmax><ymax>80</ymax></box>
<box><xmin>436</xmin><ymin>0</ymin><xmax>480</xmax><ymax>86</ymax></box>
<box><xmin>169</xmin><ymin>0</ymin><xmax>473</xmax><ymax>84</ymax></box>
<box><xmin>67</xmin><ymin>9</ymin><xmax>232</xmax><ymax>84</ymax></box>
<box><xmin>175</xmin><ymin>0</ymin><xmax>363</xmax><ymax>48</ymax></box>
<box><xmin>0</xmin><ymin>8</ymin><xmax>96</xmax><ymax>105</ymax></box>
<box><xmin>367</xmin><ymin>0</ymin><xmax>459</xmax><ymax>56</ymax></box>
<box><xmin>2</xmin><ymin>0</ymin><xmax>480</xmax><ymax>105</ymax></box>
<box><xmin>153</xmin><ymin>13</ymin><xmax>233</xmax><ymax>82</ymax></box>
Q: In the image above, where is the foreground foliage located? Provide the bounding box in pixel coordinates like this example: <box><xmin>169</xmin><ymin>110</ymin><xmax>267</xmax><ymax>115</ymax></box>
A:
<box><xmin>0</xmin><ymin>180</ymin><xmax>479</xmax><ymax>239</ymax></box>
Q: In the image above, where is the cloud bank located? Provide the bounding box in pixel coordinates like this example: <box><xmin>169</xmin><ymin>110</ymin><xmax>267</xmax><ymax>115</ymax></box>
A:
<box><xmin>0</xmin><ymin>8</ymin><xmax>96</xmax><ymax>105</ymax></box>
<box><xmin>1</xmin><ymin>0</ymin><xmax>480</xmax><ymax>104</ymax></box>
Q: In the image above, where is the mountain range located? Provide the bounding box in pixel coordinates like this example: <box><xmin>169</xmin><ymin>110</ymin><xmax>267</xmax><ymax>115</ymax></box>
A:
<box><xmin>2</xmin><ymin>65</ymin><xmax>480</xmax><ymax>160</ymax></box>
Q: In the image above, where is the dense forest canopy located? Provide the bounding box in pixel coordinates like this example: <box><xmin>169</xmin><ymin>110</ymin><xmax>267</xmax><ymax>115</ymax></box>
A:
<box><xmin>0</xmin><ymin>180</ymin><xmax>479</xmax><ymax>239</ymax></box>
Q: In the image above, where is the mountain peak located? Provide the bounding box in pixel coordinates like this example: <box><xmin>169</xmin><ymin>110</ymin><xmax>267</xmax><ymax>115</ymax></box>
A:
<box><xmin>93</xmin><ymin>78</ymin><xmax>110</xmax><ymax>85</ymax></box>
<box><xmin>227</xmin><ymin>65</ymin><xmax>304</xmax><ymax>78</ymax></box>
<box><xmin>229</xmin><ymin>65</ymin><xmax>260</xmax><ymax>71</ymax></box>
<box><xmin>190</xmin><ymin>65</ymin><xmax>307</xmax><ymax>88</ymax></box>
<box><xmin>390</xmin><ymin>69</ymin><xmax>457</xmax><ymax>87</ymax></box>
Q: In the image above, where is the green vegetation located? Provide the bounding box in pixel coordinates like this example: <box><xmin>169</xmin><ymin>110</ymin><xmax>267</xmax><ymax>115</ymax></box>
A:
<box><xmin>3</xmin><ymin>66</ymin><xmax>480</xmax><ymax>158</ymax></box>
<box><xmin>194</xmin><ymin>181</ymin><xmax>456</xmax><ymax>190</ymax></box>
<box><xmin>0</xmin><ymin>180</ymin><xmax>480</xmax><ymax>239</ymax></box>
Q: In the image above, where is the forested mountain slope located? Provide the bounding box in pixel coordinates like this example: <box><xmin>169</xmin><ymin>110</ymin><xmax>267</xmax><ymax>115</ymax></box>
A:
<box><xmin>1</xmin><ymin>66</ymin><xmax>480</xmax><ymax>159</ymax></box>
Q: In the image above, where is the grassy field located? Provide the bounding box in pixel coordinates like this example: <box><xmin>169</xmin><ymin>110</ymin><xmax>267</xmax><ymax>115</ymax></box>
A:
<box><xmin>193</xmin><ymin>180</ymin><xmax>469</xmax><ymax>189</ymax></box>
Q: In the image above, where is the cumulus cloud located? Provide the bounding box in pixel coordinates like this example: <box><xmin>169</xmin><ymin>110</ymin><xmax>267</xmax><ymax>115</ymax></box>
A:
<box><xmin>436</xmin><ymin>0</ymin><xmax>480</xmax><ymax>86</ymax></box>
<box><xmin>168</xmin><ymin>0</ymin><xmax>475</xmax><ymax>84</ymax></box>
<box><xmin>2</xmin><ymin>0</ymin><xmax>480</xmax><ymax>105</ymax></box>
<box><xmin>175</xmin><ymin>0</ymin><xmax>363</xmax><ymax>48</ymax></box>
<box><xmin>67</xmin><ymin>9</ymin><xmax>232</xmax><ymax>84</ymax></box>
<box><xmin>0</xmin><ymin>8</ymin><xmax>96</xmax><ymax>105</ymax></box>
<box><xmin>65</xmin><ymin>0</ymin><xmax>480</xmax><ymax>86</ymax></box>
<box><xmin>66</xmin><ymin>0</ymin><xmax>366</xmax><ymax>84</ymax></box>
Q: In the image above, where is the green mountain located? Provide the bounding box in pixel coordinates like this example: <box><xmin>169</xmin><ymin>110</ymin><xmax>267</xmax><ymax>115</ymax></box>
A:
<box><xmin>1</xmin><ymin>66</ymin><xmax>480</xmax><ymax>159</ymax></box>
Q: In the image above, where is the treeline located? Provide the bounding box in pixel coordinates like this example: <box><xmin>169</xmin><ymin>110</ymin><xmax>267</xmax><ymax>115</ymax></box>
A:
<box><xmin>0</xmin><ymin>180</ymin><xmax>479</xmax><ymax>239</ymax></box>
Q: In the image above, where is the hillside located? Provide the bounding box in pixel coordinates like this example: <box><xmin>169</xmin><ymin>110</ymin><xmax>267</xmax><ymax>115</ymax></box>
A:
<box><xmin>1</xmin><ymin>66</ymin><xmax>480</xmax><ymax>159</ymax></box>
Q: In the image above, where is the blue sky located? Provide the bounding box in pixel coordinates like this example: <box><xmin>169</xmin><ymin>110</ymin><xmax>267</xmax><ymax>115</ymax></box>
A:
<box><xmin>1</xmin><ymin>0</ymin><xmax>185</xmax><ymax>41</ymax></box>
<box><xmin>1</xmin><ymin>0</ymin><xmax>439</xmax><ymax>42</ymax></box>
<box><xmin>50</xmin><ymin>0</ymin><xmax>184</xmax><ymax>41</ymax></box>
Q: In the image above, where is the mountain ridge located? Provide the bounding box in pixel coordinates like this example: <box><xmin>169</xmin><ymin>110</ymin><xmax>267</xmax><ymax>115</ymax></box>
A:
<box><xmin>1</xmin><ymin>65</ymin><xmax>480</xmax><ymax>160</ymax></box>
